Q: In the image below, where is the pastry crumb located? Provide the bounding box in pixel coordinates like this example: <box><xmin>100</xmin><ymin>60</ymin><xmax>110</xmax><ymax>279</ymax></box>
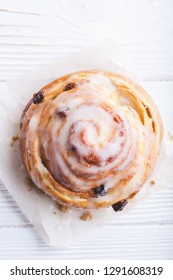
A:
<box><xmin>150</xmin><ymin>180</ymin><xmax>155</xmax><ymax>185</ymax></box>
<box><xmin>25</xmin><ymin>175</ymin><xmax>44</xmax><ymax>194</ymax></box>
<box><xmin>24</xmin><ymin>175</ymin><xmax>35</xmax><ymax>191</ymax></box>
<box><xmin>80</xmin><ymin>211</ymin><xmax>92</xmax><ymax>221</ymax></box>
<box><xmin>11</xmin><ymin>135</ymin><xmax>19</xmax><ymax>146</ymax></box>
<box><xmin>57</xmin><ymin>203</ymin><xmax>70</xmax><ymax>213</ymax></box>
<box><xmin>168</xmin><ymin>131</ymin><xmax>173</xmax><ymax>141</ymax></box>
<box><xmin>36</xmin><ymin>189</ymin><xmax>44</xmax><ymax>195</ymax></box>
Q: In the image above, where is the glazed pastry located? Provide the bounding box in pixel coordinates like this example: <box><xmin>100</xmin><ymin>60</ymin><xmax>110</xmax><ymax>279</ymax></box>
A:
<box><xmin>20</xmin><ymin>70</ymin><xmax>163</xmax><ymax>210</ymax></box>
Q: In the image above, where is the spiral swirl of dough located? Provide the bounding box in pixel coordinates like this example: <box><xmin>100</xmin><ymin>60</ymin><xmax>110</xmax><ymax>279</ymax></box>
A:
<box><xmin>20</xmin><ymin>70</ymin><xmax>163</xmax><ymax>209</ymax></box>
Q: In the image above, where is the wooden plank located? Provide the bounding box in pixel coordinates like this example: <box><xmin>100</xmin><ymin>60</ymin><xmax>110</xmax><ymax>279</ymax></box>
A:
<box><xmin>0</xmin><ymin>0</ymin><xmax>172</xmax><ymax>81</ymax></box>
<box><xmin>0</xmin><ymin>0</ymin><xmax>173</xmax><ymax>260</ymax></box>
<box><xmin>0</xmin><ymin>225</ymin><xmax>172</xmax><ymax>259</ymax></box>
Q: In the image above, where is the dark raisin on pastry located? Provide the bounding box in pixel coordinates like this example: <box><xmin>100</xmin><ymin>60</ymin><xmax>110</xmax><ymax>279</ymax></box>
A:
<box><xmin>92</xmin><ymin>184</ymin><xmax>107</xmax><ymax>196</ymax></box>
<box><xmin>33</xmin><ymin>91</ymin><xmax>44</xmax><ymax>104</ymax></box>
<box><xmin>112</xmin><ymin>199</ymin><xmax>128</xmax><ymax>212</ymax></box>
<box><xmin>70</xmin><ymin>146</ymin><xmax>76</xmax><ymax>152</ymax></box>
<box><xmin>65</xmin><ymin>82</ymin><xmax>76</xmax><ymax>91</ymax></box>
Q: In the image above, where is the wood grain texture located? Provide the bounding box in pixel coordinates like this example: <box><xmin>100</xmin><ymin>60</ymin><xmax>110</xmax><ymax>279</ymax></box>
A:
<box><xmin>0</xmin><ymin>0</ymin><xmax>172</xmax><ymax>81</ymax></box>
<box><xmin>0</xmin><ymin>0</ymin><xmax>173</xmax><ymax>259</ymax></box>
<box><xmin>1</xmin><ymin>225</ymin><xmax>173</xmax><ymax>260</ymax></box>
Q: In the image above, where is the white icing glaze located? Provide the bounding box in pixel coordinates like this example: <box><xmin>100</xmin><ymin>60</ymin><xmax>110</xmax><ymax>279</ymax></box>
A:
<box><xmin>88</xmin><ymin>72</ymin><xmax>117</xmax><ymax>91</ymax></box>
<box><xmin>39</xmin><ymin>77</ymin><xmax>139</xmax><ymax>191</ymax></box>
<box><xmin>24</xmin><ymin>71</ymin><xmax>158</xmax><ymax>209</ymax></box>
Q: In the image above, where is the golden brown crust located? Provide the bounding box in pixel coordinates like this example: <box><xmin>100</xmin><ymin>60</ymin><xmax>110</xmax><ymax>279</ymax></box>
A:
<box><xmin>20</xmin><ymin>70</ymin><xmax>163</xmax><ymax>209</ymax></box>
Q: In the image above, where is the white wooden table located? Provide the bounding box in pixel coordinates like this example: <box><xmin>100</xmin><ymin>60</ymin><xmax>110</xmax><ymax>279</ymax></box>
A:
<box><xmin>0</xmin><ymin>0</ymin><xmax>173</xmax><ymax>259</ymax></box>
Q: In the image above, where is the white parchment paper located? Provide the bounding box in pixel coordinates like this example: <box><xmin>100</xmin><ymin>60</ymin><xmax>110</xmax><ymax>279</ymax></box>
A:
<box><xmin>0</xmin><ymin>44</ymin><xmax>173</xmax><ymax>247</ymax></box>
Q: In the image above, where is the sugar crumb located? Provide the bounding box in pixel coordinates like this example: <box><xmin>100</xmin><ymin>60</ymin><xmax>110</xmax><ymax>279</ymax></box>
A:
<box><xmin>36</xmin><ymin>189</ymin><xmax>44</xmax><ymax>195</ymax></box>
<box><xmin>150</xmin><ymin>180</ymin><xmax>155</xmax><ymax>185</ymax></box>
<box><xmin>11</xmin><ymin>135</ymin><xmax>19</xmax><ymax>146</ymax></box>
<box><xmin>57</xmin><ymin>203</ymin><xmax>69</xmax><ymax>213</ymax></box>
<box><xmin>24</xmin><ymin>175</ymin><xmax>44</xmax><ymax>195</ymax></box>
<box><xmin>24</xmin><ymin>175</ymin><xmax>35</xmax><ymax>191</ymax></box>
<box><xmin>80</xmin><ymin>211</ymin><xmax>92</xmax><ymax>221</ymax></box>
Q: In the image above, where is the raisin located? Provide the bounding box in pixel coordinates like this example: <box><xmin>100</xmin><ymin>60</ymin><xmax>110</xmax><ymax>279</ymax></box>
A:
<box><xmin>70</xmin><ymin>146</ymin><xmax>76</xmax><ymax>152</ymax></box>
<box><xmin>65</xmin><ymin>82</ymin><xmax>76</xmax><ymax>91</ymax></box>
<box><xmin>33</xmin><ymin>91</ymin><xmax>44</xmax><ymax>104</ymax></box>
<box><xmin>92</xmin><ymin>184</ymin><xmax>107</xmax><ymax>196</ymax></box>
<box><xmin>112</xmin><ymin>199</ymin><xmax>128</xmax><ymax>212</ymax></box>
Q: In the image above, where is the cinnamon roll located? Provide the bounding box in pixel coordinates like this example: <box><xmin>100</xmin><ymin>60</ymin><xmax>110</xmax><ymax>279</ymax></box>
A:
<box><xmin>19</xmin><ymin>70</ymin><xmax>163</xmax><ymax>210</ymax></box>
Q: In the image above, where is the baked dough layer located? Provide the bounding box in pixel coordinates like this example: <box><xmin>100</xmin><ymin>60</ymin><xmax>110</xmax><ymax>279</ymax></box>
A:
<box><xmin>20</xmin><ymin>70</ymin><xmax>163</xmax><ymax>209</ymax></box>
